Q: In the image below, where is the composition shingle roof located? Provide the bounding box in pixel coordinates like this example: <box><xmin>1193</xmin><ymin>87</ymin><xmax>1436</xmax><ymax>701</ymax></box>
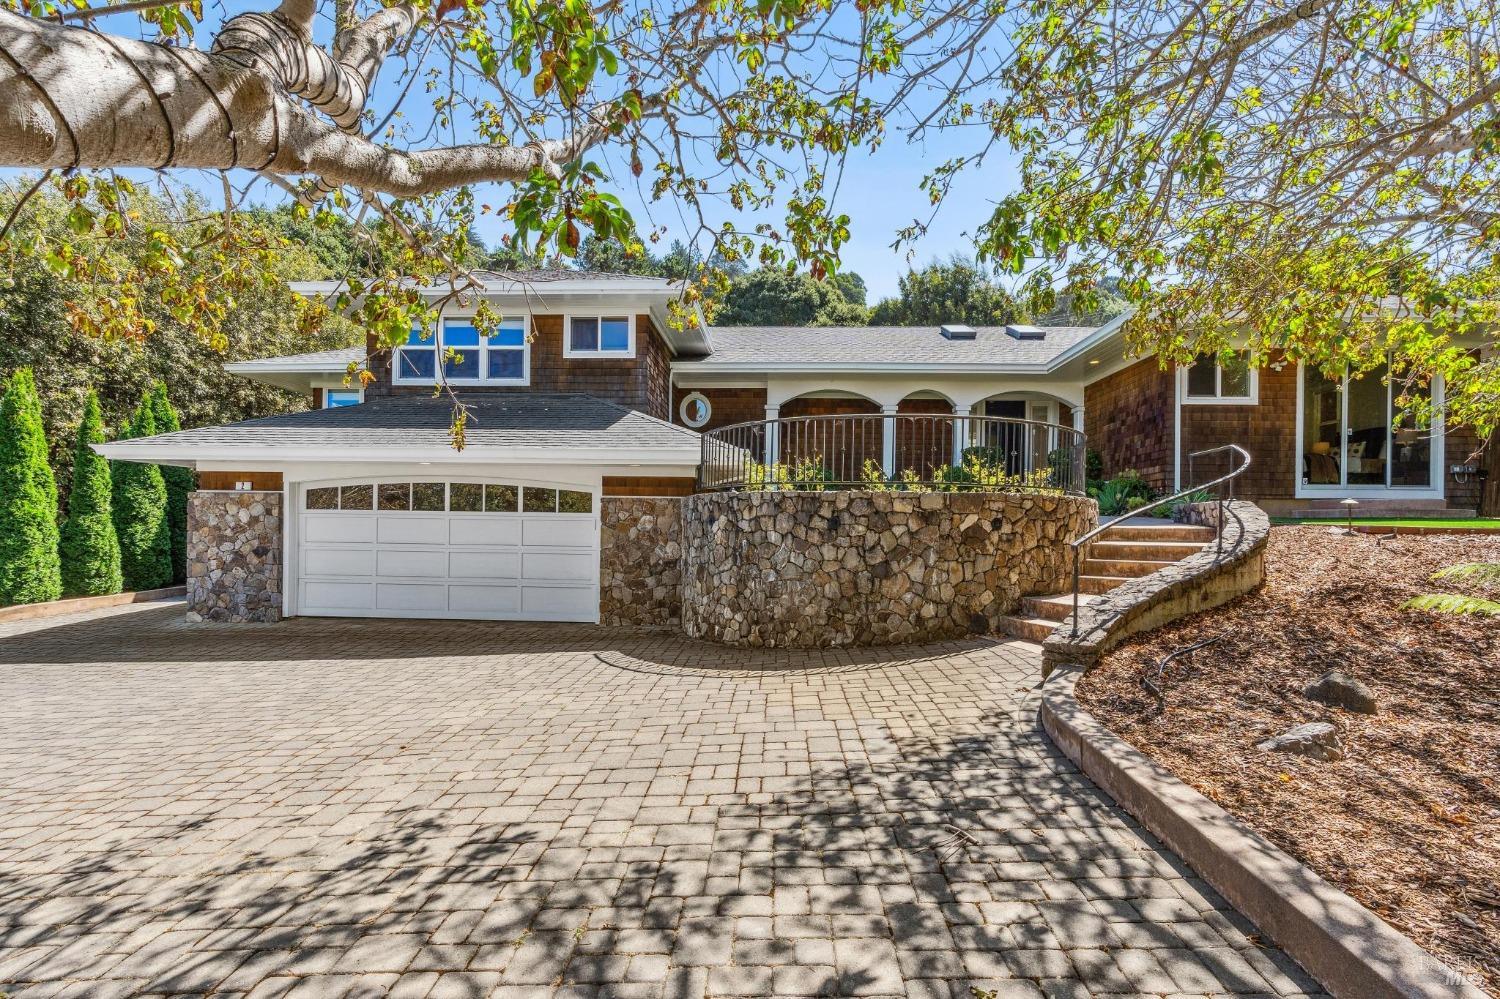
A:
<box><xmin>226</xmin><ymin>347</ymin><xmax>363</xmax><ymax>369</ymax></box>
<box><xmin>105</xmin><ymin>394</ymin><xmax>701</xmax><ymax>454</ymax></box>
<box><xmin>686</xmin><ymin>325</ymin><xmax>1103</xmax><ymax>367</ymax></box>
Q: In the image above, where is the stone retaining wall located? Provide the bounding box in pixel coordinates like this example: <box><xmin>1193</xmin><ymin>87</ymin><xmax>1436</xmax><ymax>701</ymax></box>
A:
<box><xmin>681</xmin><ymin>490</ymin><xmax>1097</xmax><ymax>648</ymax></box>
<box><xmin>600</xmin><ymin>496</ymin><xmax>683</xmax><ymax>627</ymax></box>
<box><xmin>185</xmin><ymin>491</ymin><xmax>283</xmax><ymax>623</ymax></box>
<box><xmin>1041</xmin><ymin>499</ymin><xmax>1269</xmax><ymax>676</ymax></box>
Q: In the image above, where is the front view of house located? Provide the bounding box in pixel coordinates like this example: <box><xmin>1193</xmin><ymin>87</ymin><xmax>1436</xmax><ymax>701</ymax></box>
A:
<box><xmin>96</xmin><ymin>270</ymin><xmax>1490</xmax><ymax>627</ymax></box>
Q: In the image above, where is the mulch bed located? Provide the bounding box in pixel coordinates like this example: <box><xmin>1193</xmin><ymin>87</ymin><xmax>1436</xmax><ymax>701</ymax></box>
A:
<box><xmin>1077</xmin><ymin>526</ymin><xmax>1500</xmax><ymax>994</ymax></box>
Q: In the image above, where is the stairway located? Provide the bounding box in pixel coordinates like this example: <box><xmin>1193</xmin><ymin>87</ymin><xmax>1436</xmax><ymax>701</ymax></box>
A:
<box><xmin>999</xmin><ymin>520</ymin><xmax>1217</xmax><ymax>642</ymax></box>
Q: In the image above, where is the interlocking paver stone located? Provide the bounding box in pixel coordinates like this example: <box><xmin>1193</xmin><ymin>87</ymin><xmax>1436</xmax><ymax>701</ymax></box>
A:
<box><xmin>0</xmin><ymin>603</ymin><xmax>1327</xmax><ymax>998</ymax></box>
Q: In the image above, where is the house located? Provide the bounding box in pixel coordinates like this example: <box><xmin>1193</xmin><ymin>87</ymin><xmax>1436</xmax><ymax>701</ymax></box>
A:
<box><xmin>96</xmin><ymin>270</ymin><xmax>1488</xmax><ymax>627</ymax></box>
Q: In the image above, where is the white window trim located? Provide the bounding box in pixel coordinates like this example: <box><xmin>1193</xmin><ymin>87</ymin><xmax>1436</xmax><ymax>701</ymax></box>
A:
<box><xmin>391</xmin><ymin>314</ymin><xmax>531</xmax><ymax>387</ymax></box>
<box><xmin>1292</xmin><ymin>361</ymin><xmax>1445</xmax><ymax>500</ymax></box>
<box><xmin>563</xmin><ymin>313</ymin><xmax>636</xmax><ymax>359</ymax></box>
<box><xmin>322</xmin><ymin>387</ymin><xmax>364</xmax><ymax>408</ymax></box>
<box><xmin>679</xmin><ymin>391</ymin><xmax>713</xmax><ymax>429</ymax></box>
<box><xmin>1178</xmin><ymin>352</ymin><xmax>1259</xmax><ymax>405</ymax></box>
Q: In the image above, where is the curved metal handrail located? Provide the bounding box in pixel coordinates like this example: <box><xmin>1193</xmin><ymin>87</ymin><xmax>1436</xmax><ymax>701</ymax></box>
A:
<box><xmin>1069</xmin><ymin>444</ymin><xmax>1252</xmax><ymax>636</ymax></box>
<box><xmin>699</xmin><ymin>412</ymin><xmax>1088</xmax><ymax>495</ymax></box>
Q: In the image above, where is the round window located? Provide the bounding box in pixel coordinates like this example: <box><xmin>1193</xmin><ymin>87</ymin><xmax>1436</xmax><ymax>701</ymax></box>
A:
<box><xmin>679</xmin><ymin>392</ymin><xmax>712</xmax><ymax>429</ymax></box>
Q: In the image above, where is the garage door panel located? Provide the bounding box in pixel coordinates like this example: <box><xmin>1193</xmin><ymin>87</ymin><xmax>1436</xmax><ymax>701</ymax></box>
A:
<box><xmin>302</xmin><ymin>547</ymin><xmax>376</xmax><ymax>576</ymax></box>
<box><xmin>298</xmin><ymin>482</ymin><xmax>598</xmax><ymax>622</ymax></box>
<box><xmin>523</xmin><ymin>517</ymin><xmax>595</xmax><ymax>547</ymax></box>
<box><xmin>521</xmin><ymin>584</ymin><xmax>597</xmax><ymax>618</ymax></box>
<box><xmin>301</xmin><ymin>579</ymin><xmax>375</xmax><ymax>610</ymax></box>
<box><xmin>376</xmin><ymin>582</ymin><xmax>449</xmax><ymax>612</ymax></box>
<box><xmin>303</xmin><ymin>516</ymin><xmax>375</xmax><ymax>543</ymax></box>
<box><xmin>449</xmin><ymin>584</ymin><xmax>521</xmax><ymax>614</ymax></box>
<box><xmin>378</xmin><ymin>516</ymin><xmax>449</xmax><ymax>546</ymax></box>
<box><xmin>452</xmin><ymin>518</ymin><xmax>522</xmax><ymax>546</ymax></box>
<box><xmin>375</xmin><ymin>548</ymin><xmax>450</xmax><ymax>578</ymax></box>
<box><xmin>522</xmin><ymin>551</ymin><xmax>596</xmax><ymax>582</ymax></box>
<box><xmin>448</xmin><ymin>550</ymin><xmax>522</xmax><ymax>579</ymax></box>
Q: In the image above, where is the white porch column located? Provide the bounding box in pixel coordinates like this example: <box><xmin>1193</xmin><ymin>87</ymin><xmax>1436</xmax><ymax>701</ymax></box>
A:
<box><xmin>764</xmin><ymin>404</ymin><xmax>781</xmax><ymax>467</ymax></box>
<box><xmin>1072</xmin><ymin>406</ymin><xmax>1085</xmax><ymax>433</ymax></box>
<box><xmin>881</xmin><ymin>403</ymin><xmax>899</xmax><ymax>477</ymax></box>
<box><xmin>952</xmin><ymin>404</ymin><xmax>972</xmax><ymax>465</ymax></box>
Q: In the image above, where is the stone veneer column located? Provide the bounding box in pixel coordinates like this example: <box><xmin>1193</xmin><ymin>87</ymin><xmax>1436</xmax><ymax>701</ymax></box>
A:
<box><xmin>185</xmin><ymin>491</ymin><xmax>283</xmax><ymax>623</ymax></box>
<box><xmin>599</xmin><ymin>496</ymin><xmax>683</xmax><ymax>627</ymax></box>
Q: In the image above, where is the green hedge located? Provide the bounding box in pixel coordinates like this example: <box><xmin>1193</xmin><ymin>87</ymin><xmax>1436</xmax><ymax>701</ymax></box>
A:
<box><xmin>150</xmin><ymin>382</ymin><xmax>192</xmax><ymax>585</ymax></box>
<box><xmin>0</xmin><ymin>369</ymin><xmax>63</xmax><ymax>605</ymax></box>
<box><xmin>112</xmin><ymin>398</ymin><xmax>173</xmax><ymax>592</ymax></box>
<box><xmin>60</xmin><ymin>391</ymin><xmax>123</xmax><ymax>597</ymax></box>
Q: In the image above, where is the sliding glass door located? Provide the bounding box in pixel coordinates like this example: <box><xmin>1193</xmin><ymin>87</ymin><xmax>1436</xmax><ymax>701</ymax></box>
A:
<box><xmin>1299</xmin><ymin>361</ymin><xmax>1434</xmax><ymax>492</ymax></box>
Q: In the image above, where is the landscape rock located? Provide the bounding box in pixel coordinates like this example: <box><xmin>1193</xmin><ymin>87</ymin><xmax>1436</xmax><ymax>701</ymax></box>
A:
<box><xmin>1303</xmin><ymin>670</ymin><xmax>1378</xmax><ymax>714</ymax></box>
<box><xmin>1255</xmin><ymin>722</ymin><xmax>1344</xmax><ymax>761</ymax></box>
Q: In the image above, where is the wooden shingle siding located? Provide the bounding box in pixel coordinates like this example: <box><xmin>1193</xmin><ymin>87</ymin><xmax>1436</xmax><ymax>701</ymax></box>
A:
<box><xmin>365</xmin><ymin>313</ymin><xmax>672</xmax><ymax>419</ymax></box>
<box><xmin>670</xmin><ymin>386</ymin><xmax>768</xmax><ymax>432</ymax></box>
<box><xmin>1178</xmin><ymin>354</ymin><xmax>1298</xmax><ymax>499</ymax></box>
<box><xmin>602</xmin><ymin>476</ymin><xmax>698</xmax><ymax>497</ymax></box>
<box><xmin>1084</xmin><ymin>358</ymin><xmax>1174</xmax><ymax>493</ymax></box>
<box><xmin>198</xmin><ymin>471</ymin><xmax>284</xmax><ymax>491</ymax></box>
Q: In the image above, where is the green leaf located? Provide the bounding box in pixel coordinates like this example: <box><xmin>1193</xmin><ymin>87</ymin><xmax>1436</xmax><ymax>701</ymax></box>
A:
<box><xmin>1401</xmin><ymin>593</ymin><xmax>1500</xmax><ymax>616</ymax></box>
<box><xmin>1430</xmin><ymin>562</ymin><xmax>1500</xmax><ymax>585</ymax></box>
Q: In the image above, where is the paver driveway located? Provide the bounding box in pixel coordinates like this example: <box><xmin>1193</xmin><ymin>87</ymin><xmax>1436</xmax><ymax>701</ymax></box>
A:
<box><xmin>0</xmin><ymin>603</ymin><xmax>1325</xmax><ymax>999</ymax></box>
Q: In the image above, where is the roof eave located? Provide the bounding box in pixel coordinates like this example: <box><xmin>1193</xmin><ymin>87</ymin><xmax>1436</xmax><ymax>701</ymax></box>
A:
<box><xmin>93</xmin><ymin>443</ymin><xmax>701</xmax><ymax>466</ymax></box>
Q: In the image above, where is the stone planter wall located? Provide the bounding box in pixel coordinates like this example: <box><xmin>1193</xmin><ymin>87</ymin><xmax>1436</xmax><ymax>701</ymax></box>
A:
<box><xmin>186</xmin><ymin>491</ymin><xmax>283</xmax><ymax>623</ymax></box>
<box><xmin>681</xmin><ymin>490</ymin><xmax>1097</xmax><ymax>648</ymax></box>
<box><xmin>600</xmin><ymin>496</ymin><xmax>683</xmax><ymax>627</ymax></box>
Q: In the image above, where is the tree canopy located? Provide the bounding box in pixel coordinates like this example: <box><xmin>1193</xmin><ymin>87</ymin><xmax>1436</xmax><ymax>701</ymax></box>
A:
<box><xmin>0</xmin><ymin>0</ymin><xmax>1496</xmax><ymax>435</ymax></box>
<box><xmin>927</xmin><ymin>0</ymin><xmax>1500</xmax><ymax>435</ymax></box>
<box><xmin>715</xmin><ymin>268</ymin><xmax>868</xmax><ymax>326</ymax></box>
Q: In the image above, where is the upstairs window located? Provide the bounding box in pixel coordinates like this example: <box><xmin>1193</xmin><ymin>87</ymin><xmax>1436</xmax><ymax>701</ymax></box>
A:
<box><xmin>394</xmin><ymin>317</ymin><xmax>529</xmax><ymax>385</ymax></box>
<box><xmin>566</xmin><ymin>315</ymin><xmax>633</xmax><ymax>358</ymax></box>
<box><xmin>323</xmin><ymin>388</ymin><xmax>363</xmax><ymax>408</ymax></box>
<box><xmin>1183</xmin><ymin>350</ymin><xmax>1256</xmax><ymax>404</ymax></box>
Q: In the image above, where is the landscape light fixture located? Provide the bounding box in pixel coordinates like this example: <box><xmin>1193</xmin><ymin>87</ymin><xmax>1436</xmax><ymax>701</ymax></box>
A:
<box><xmin>1341</xmin><ymin>497</ymin><xmax>1359</xmax><ymax>535</ymax></box>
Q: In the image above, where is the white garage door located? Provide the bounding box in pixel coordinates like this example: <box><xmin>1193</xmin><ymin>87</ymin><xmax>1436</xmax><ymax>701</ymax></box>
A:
<box><xmin>295</xmin><ymin>480</ymin><xmax>599</xmax><ymax>622</ymax></box>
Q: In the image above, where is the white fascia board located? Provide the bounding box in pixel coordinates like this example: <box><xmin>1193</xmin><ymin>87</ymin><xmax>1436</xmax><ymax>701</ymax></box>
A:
<box><xmin>670</xmin><ymin>360</ymin><xmax>1059</xmax><ymax>375</ymax></box>
<box><xmin>1042</xmin><ymin>309</ymin><xmax>1134</xmax><ymax>369</ymax></box>
<box><xmin>93</xmin><ymin>443</ymin><xmax>701</xmax><ymax>467</ymax></box>
<box><xmin>224</xmin><ymin>359</ymin><xmax>351</xmax><ymax>374</ymax></box>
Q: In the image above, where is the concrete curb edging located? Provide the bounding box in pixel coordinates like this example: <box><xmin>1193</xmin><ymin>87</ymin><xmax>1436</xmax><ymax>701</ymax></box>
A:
<box><xmin>0</xmin><ymin>586</ymin><xmax>185</xmax><ymax>624</ymax></box>
<box><xmin>1042</xmin><ymin>500</ymin><xmax>1270</xmax><ymax>676</ymax></box>
<box><xmin>1039</xmin><ymin>665</ymin><xmax>1491</xmax><ymax>999</ymax></box>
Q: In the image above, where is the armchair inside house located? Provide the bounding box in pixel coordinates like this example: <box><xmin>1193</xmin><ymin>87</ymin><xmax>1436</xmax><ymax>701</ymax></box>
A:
<box><xmin>1303</xmin><ymin>441</ymin><xmax>1340</xmax><ymax>484</ymax></box>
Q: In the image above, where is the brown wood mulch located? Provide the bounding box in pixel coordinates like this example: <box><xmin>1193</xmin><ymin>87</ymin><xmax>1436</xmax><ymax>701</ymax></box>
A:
<box><xmin>1077</xmin><ymin>526</ymin><xmax>1500</xmax><ymax>994</ymax></box>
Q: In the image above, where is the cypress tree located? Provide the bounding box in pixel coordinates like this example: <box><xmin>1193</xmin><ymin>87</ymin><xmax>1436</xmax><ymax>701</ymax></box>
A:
<box><xmin>111</xmin><ymin>397</ymin><xmax>173</xmax><ymax>591</ymax></box>
<box><xmin>0</xmin><ymin>368</ymin><xmax>63</xmax><ymax>605</ymax></box>
<box><xmin>150</xmin><ymin>382</ymin><xmax>193</xmax><ymax>585</ymax></box>
<box><xmin>60</xmin><ymin>391</ymin><xmax>123</xmax><ymax>597</ymax></box>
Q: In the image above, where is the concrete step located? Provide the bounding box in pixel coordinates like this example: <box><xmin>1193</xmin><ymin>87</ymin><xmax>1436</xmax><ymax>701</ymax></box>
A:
<box><xmin>1096</xmin><ymin>523</ymin><xmax>1216</xmax><ymax>542</ymax></box>
<box><xmin>999</xmin><ymin>615</ymin><xmax>1060</xmax><ymax>642</ymax></box>
<box><xmin>1088</xmin><ymin>539</ymin><xmax>1206</xmax><ymax>562</ymax></box>
<box><xmin>1078</xmin><ymin>575</ymin><xmax>1128</xmax><ymax>594</ymax></box>
<box><xmin>1023</xmin><ymin>592</ymin><xmax>1098</xmax><ymax>622</ymax></box>
<box><xmin>1082</xmin><ymin>557</ymin><xmax>1178</xmax><ymax>578</ymax></box>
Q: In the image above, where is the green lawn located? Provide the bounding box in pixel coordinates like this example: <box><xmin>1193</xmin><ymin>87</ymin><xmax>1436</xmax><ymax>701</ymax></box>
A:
<box><xmin>1272</xmin><ymin>517</ymin><xmax>1500</xmax><ymax>529</ymax></box>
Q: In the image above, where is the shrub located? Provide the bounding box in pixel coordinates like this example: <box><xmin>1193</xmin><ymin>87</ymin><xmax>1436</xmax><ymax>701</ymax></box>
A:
<box><xmin>1089</xmin><ymin>470</ymin><xmax>1155</xmax><ymax>516</ymax></box>
<box><xmin>0</xmin><ymin>368</ymin><xmax>62</xmax><ymax>605</ymax></box>
<box><xmin>60</xmin><ymin>391</ymin><xmax>123</xmax><ymax>597</ymax></box>
<box><xmin>1085</xmin><ymin>449</ymin><xmax>1104</xmax><ymax>482</ymax></box>
<box><xmin>746</xmin><ymin>455</ymin><xmax>832</xmax><ymax>491</ymax></box>
<box><xmin>112</xmin><ymin>399</ymin><xmax>173</xmax><ymax>591</ymax></box>
<box><xmin>150</xmin><ymin>382</ymin><xmax>193</xmax><ymax>584</ymax></box>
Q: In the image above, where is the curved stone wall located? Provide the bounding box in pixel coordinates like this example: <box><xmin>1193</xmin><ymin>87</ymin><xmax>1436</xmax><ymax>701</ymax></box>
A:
<box><xmin>681</xmin><ymin>490</ymin><xmax>1097</xmax><ymax>648</ymax></box>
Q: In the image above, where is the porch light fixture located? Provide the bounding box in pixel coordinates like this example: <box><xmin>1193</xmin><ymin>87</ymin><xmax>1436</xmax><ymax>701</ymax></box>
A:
<box><xmin>1088</xmin><ymin>359</ymin><xmax>1100</xmax><ymax>365</ymax></box>
<box><xmin>1340</xmin><ymin>497</ymin><xmax>1359</xmax><ymax>535</ymax></box>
